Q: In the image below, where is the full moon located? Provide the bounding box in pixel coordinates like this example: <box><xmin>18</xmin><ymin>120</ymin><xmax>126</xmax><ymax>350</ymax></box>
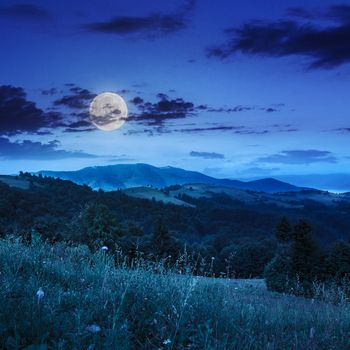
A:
<box><xmin>89</xmin><ymin>92</ymin><xmax>128</xmax><ymax>131</ymax></box>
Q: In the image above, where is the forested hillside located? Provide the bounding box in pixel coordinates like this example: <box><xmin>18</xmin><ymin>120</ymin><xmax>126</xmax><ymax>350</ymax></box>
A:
<box><xmin>1</xmin><ymin>173</ymin><xmax>350</xmax><ymax>279</ymax></box>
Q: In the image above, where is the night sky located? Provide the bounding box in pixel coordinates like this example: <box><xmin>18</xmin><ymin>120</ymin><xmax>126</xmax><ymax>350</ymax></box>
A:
<box><xmin>1</xmin><ymin>0</ymin><xmax>349</xmax><ymax>186</ymax></box>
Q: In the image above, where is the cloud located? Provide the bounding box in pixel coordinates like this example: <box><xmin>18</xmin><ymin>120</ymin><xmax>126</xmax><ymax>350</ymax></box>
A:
<box><xmin>287</xmin><ymin>5</ymin><xmax>350</xmax><ymax>24</ymax></box>
<box><xmin>326</xmin><ymin>5</ymin><xmax>350</xmax><ymax>24</ymax></box>
<box><xmin>0</xmin><ymin>137</ymin><xmax>97</xmax><ymax>160</ymax></box>
<box><xmin>208</xmin><ymin>5</ymin><xmax>350</xmax><ymax>69</ymax></box>
<box><xmin>61</xmin><ymin>110</ymin><xmax>95</xmax><ymax>133</ymax></box>
<box><xmin>84</xmin><ymin>0</ymin><xmax>195</xmax><ymax>38</ymax></box>
<box><xmin>196</xmin><ymin>103</ymin><xmax>284</xmax><ymax>114</ymax></box>
<box><xmin>264</xmin><ymin>107</ymin><xmax>278</xmax><ymax>113</ymax></box>
<box><xmin>257</xmin><ymin>150</ymin><xmax>337</xmax><ymax>164</ymax></box>
<box><xmin>131</xmin><ymin>96</ymin><xmax>144</xmax><ymax>105</ymax></box>
<box><xmin>125</xmin><ymin>124</ymin><xmax>273</xmax><ymax>136</ymax></box>
<box><xmin>128</xmin><ymin>92</ymin><xmax>282</xmax><ymax>129</ymax></box>
<box><xmin>0</xmin><ymin>85</ymin><xmax>62</xmax><ymax>135</ymax></box>
<box><xmin>176</xmin><ymin>125</ymin><xmax>245</xmax><ymax>133</ymax></box>
<box><xmin>41</xmin><ymin>88</ymin><xmax>58</xmax><ymax>96</ymax></box>
<box><xmin>0</xmin><ymin>84</ymin><xmax>97</xmax><ymax>135</ymax></box>
<box><xmin>63</xmin><ymin>117</ymin><xmax>95</xmax><ymax>133</ymax></box>
<box><xmin>190</xmin><ymin>151</ymin><xmax>225</xmax><ymax>159</ymax></box>
<box><xmin>204</xmin><ymin>105</ymin><xmax>253</xmax><ymax>113</ymax></box>
<box><xmin>129</xmin><ymin>94</ymin><xmax>195</xmax><ymax>126</ymax></box>
<box><xmin>335</xmin><ymin>127</ymin><xmax>350</xmax><ymax>133</ymax></box>
<box><xmin>0</xmin><ymin>3</ymin><xmax>50</xmax><ymax>20</ymax></box>
<box><xmin>51</xmin><ymin>85</ymin><xmax>97</xmax><ymax>133</ymax></box>
<box><xmin>286</xmin><ymin>7</ymin><xmax>315</xmax><ymax>20</ymax></box>
<box><xmin>54</xmin><ymin>85</ymin><xmax>96</xmax><ymax>109</ymax></box>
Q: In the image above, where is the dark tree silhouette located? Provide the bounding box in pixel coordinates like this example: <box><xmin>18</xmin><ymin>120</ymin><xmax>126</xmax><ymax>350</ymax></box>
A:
<box><xmin>276</xmin><ymin>216</ymin><xmax>292</xmax><ymax>243</ymax></box>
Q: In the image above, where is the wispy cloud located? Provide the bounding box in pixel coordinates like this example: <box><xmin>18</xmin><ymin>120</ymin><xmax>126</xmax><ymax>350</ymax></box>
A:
<box><xmin>0</xmin><ymin>3</ymin><xmax>51</xmax><ymax>20</ymax></box>
<box><xmin>257</xmin><ymin>150</ymin><xmax>337</xmax><ymax>164</ymax></box>
<box><xmin>129</xmin><ymin>93</ymin><xmax>196</xmax><ymax>126</ymax></box>
<box><xmin>53</xmin><ymin>85</ymin><xmax>96</xmax><ymax>109</ymax></box>
<box><xmin>84</xmin><ymin>0</ymin><xmax>196</xmax><ymax>39</ymax></box>
<box><xmin>190</xmin><ymin>151</ymin><xmax>225</xmax><ymax>159</ymax></box>
<box><xmin>0</xmin><ymin>137</ymin><xmax>97</xmax><ymax>160</ymax></box>
<box><xmin>208</xmin><ymin>5</ymin><xmax>350</xmax><ymax>69</ymax></box>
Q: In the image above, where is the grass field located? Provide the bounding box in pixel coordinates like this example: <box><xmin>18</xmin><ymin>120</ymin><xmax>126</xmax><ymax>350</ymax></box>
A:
<box><xmin>1</xmin><ymin>237</ymin><xmax>350</xmax><ymax>349</ymax></box>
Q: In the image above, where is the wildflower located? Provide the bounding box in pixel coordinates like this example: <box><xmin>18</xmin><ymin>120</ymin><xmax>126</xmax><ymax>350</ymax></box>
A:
<box><xmin>36</xmin><ymin>287</ymin><xmax>44</xmax><ymax>305</ymax></box>
<box><xmin>309</xmin><ymin>327</ymin><xmax>315</xmax><ymax>339</ymax></box>
<box><xmin>163</xmin><ymin>339</ymin><xmax>171</xmax><ymax>345</ymax></box>
<box><xmin>211</xmin><ymin>257</ymin><xmax>215</xmax><ymax>260</ymax></box>
<box><xmin>86</xmin><ymin>324</ymin><xmax>101</xmax><ymax>334</ymax></box>
<box><xmin>101</xmin><ymin>246</ymin><xmax>108</xmax><ymax>251</ymax></box>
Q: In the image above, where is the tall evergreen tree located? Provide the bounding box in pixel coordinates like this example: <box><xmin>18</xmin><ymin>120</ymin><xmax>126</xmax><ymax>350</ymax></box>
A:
<box><xmin>326</xmin><ymin>240</ymin><xmax>350</xmax><ymax>281</ymax></box>
<box><xmin>151</xmin><ymin>219</ymin><xmax>179</xmax><ymax>259</ymax></box>
<box><xmin>291</xmin><ymin>219</ymin><xmax>317</xmax><ymax>284</ymax></box>
<box><xmin>72</xmin><ymin>203</ymin><xmax>121</xmax><ymax>250</ymax></box>
<box><xmin>276</xmin><ymin>216</ymin><xmax>292</xmax><ymax>243</ymax></box>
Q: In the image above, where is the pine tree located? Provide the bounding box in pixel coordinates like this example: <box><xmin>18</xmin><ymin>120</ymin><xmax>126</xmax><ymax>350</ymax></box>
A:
<box><xmin>291</xmin><ymin>219</ymin><xmax>317</xmax><ymax>284</ymax></box>
<box><xmin>276</xmin><ymin>216</ymin><xmax>292</xmax><ymax>242</ymax></box>
<box><xmin>264</xmin><ymin>253</ymin><xmax>293</xmax><ymax>293</ymax></box>
<box><xmin>152</xmin><ymin>219</ymin><xmax>170</xmax><ymax>256</ymax></box>
<box><xmin>326</xmin><ymin>240</ymin><xmax>350</xmax><ymax>281</ymax></box>
<box><xmin>72</xmin><ymin>203</ymin><xmax>121</xmax><ymax>250</ymax></box>
<box><xmin>151</xmin><ymin>219</ymin><xmax>179</xmax><ymax>259</ymax></box>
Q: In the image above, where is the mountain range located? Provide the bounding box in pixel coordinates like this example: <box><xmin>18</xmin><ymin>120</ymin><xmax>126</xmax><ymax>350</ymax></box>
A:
<box><xmin>38</xmin><ymin>163</ymin><xmax>305</xmax><ymax>193</ymax></box>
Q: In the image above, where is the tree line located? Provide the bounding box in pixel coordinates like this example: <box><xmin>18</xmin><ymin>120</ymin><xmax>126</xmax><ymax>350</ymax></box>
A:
<box><xmin>1</xmin><ymin>173</ymin><xmax>350</xmax><ymax>293</ymax></box>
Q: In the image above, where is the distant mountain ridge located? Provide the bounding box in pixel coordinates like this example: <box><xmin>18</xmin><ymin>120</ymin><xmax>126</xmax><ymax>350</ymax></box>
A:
<box><xmin>38</xmin><ymin>163</ymin><xmax>305</xmax><ymax>193</ymax></box>
<box><xmin>275</xmin><ymin>174</ymin><xmax>350</xmax><ymax>193</ymax></box>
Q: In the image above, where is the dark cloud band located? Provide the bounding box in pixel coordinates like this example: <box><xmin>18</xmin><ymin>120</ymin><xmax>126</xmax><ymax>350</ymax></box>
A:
<box><xmin>208</xmin><ymin>5</ymin><xmax>350</xmax><ymax>69</ymax></box>
<box><xmin>84</xmin><ymin>0</ymin><xmax>195</xmax><ymax>38</ymax></box>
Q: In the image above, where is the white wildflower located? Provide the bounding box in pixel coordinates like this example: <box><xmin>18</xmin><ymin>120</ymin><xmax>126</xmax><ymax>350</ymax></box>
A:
<box><xmin>101</xmin><ymin>246</ymin><xmax>108</xmax><ymax>251</ymax></box>
<box><xmin>163</xmin><ymin>339</ymin><xmax>171</xmax><ymax>345</ymax></box>
<box><xmin>309</xmin><ymin>327</ymin><xmax>315</xmax><ymax>339</ymax></box>
<box><xmin>36</xmin><ymin>287</ymin><xmax>44</xmax><ymax>304</ymax></box>
<box><xmin>86</xmin><ymin>324</ymin><xmax>101</xmax><ymax>334</ymax></box>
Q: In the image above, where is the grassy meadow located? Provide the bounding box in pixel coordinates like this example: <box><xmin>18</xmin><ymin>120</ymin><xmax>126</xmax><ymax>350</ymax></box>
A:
<box><xmin>1</xmin><ymin>236</ymin><xmax>350</xmax><ymax>350</ymax></box>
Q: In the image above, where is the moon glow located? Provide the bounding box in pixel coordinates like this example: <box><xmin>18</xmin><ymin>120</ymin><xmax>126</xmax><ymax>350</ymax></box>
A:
<box><xmin>89</xmin><ymin>92</ymin><xmax>128</xmax><ymax>131</ymax></box>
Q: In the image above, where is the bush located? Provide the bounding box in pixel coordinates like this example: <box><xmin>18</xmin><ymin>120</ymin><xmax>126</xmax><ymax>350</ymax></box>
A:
<box><xmin>264</xmin><ymin>247</ymin><xmax>293</xmax><ymax>293</ymax></box>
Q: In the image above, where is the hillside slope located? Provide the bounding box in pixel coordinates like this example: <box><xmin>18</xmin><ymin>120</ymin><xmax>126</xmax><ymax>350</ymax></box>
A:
<box><xmin>1</xmin><ymin>174</ymin><xmax>349</xmax><ymax>243</ymax></box>
<box><xmin>1</xmin><ymin>237</ymin><xmax>349</xmax><ymax>350</ymax></box>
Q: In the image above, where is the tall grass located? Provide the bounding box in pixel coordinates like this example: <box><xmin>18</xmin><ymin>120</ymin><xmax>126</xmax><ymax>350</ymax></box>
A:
<box><xmin>1</xmin><ymin>236</ymin><xmax>350</xmax><ymax>349</ymax></box>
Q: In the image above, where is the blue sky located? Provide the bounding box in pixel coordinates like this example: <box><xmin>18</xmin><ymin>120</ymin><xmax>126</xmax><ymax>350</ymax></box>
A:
<box><xmin>0</xmin><ymin>0</ymin><xmax>350</xmax><ymax>184</ymax></box>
